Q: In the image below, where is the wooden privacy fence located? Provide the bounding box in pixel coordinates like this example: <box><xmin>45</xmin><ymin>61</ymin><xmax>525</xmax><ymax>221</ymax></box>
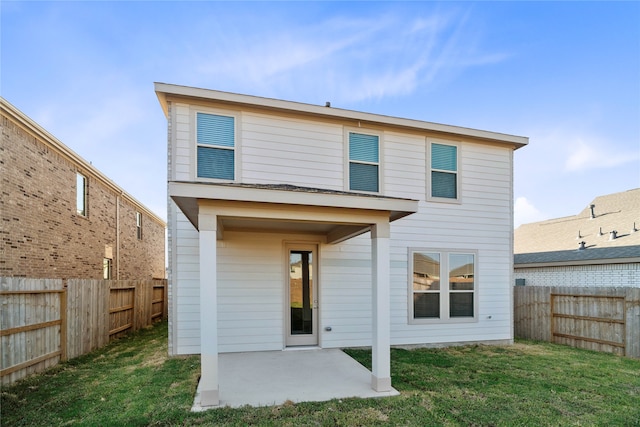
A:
<box><xmin>1</xmin><ymin>277</ymin><xmax>167</xmax><ymax>385</ymax></box>
<box><xmin>514</xmin><ymin>286</ymin><xmax>640</xmax><ymax>358</ymax></box>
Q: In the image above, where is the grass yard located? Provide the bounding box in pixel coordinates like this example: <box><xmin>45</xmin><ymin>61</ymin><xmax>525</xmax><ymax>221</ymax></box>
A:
<box><xmin>1</xmin><ymin>321</ymin><xmax>639</xmax><ymax>426</ymax></box>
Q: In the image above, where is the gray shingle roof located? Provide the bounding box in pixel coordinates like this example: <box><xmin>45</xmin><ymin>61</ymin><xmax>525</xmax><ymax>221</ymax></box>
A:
<box><xmin>515</xmin><ymin>245</ymin><xmax>640</xmax><ymax>265</ymax></box>
<box><xmin>514</xmin><ymin>188</ymin><xmax>640</xmax><ymax>265</ymax></box>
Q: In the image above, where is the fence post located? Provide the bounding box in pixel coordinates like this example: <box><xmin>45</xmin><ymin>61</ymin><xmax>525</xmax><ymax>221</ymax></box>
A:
<box><xmin>550</xmin><ymin>292</ymin><xmax>555</xmax><ymax>345</ymax></box>
<box><xmin>60</xmin><ymin>285</ymin><xmax>67</xmax><ymax>362</ymax></box>
<box><xmin>163</xmin><ymin>280</ymin><xmax>168</xmax><ymax>321</ymax></box>
<box><xmin>626</xmin><ymin>288</ymin><xmax>640</xmax><ymax>358</ymax></box>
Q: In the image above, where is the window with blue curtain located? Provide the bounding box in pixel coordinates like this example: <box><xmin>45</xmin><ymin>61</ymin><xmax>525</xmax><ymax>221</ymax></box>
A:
<box><xmin>431</xmin><ymin>143</ymin><xmax>457</xmax><ymax>199</ymax></box>
<box><xmin>349</xmin><ymin>132</ymin><xmax>379</xmax><ymax>192</ymax></box>
<box><xmin>196</xmin><ymin>112</ymin><xmax>235</xmax><ymax>180</ymax></box>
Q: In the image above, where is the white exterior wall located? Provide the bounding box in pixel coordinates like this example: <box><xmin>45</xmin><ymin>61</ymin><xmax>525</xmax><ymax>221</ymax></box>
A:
<box><xmin>514</xmin><ymin>263</ymin><xmax>640</xmax><ymax>288</ymax></box>
<box><xmin>242</xmin><ymin>112</ymin><xmax>345</xmax><ymax>189</ymax></box>
<box><xmin>388</xmin><ymin>142</ymin><xmax>514</xmax><ymax>345</ymax></box>
<box><xmin>168</xmin><ymin>101</ymin><xmax>515</xmax><ymax>355</ymax></box>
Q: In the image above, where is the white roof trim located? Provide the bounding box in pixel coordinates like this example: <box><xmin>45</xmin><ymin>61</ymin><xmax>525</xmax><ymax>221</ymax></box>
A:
<box><xmin>169</xmin><ymin>182</ymin><xmax>419</xmax><ymax>241</ymax></box>
<box><xmin>155</xmin><ymin>83</ymin><xmax>528</xmax><ymax>149</ymax></box>
<box><xmin>1</xmin><ymin>97</ymin><xmax>166</xmax><ymax>227</ymax></box>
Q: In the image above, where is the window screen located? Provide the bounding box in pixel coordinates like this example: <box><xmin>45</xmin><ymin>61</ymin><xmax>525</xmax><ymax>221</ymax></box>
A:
<box><xmin>431</xmin><ymin>143</ymin><xmax>457</xmax><ymax>199</ymax></box>
<box><xmin>349</xmin><ymin>132</ymin><xmax>379</xmax><ymax>192</ymax></box>
<box><xmin>197</xmin><ymin>113</ymin><xmax>235</xmax><ymax>180</ymax></box>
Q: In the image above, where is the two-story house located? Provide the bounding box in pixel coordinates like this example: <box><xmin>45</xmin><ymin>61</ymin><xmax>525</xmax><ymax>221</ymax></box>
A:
<box><xmin>156</xmin><ymin>83</ymin><xmax>528</xmax><ymax>407</ymax></box>
<box><xmin>1</xmin><ymin>97</ymin><xmax>166</xmax><ymax>281</ymax></box>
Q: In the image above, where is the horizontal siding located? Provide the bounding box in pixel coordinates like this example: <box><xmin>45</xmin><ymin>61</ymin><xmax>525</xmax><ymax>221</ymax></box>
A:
<box><xmin>216</xmin><ymin>232</ymin><xmax>285</xmax><ymax>353</ymax></box>
<box><xmin>168</xmin><ymin>103</ymin><xmax>516</xmax><ymax>352</ymax></box>
<box><xmin>382</xmin><ymin>142</ymin><xmax>513</xmax><ymax>346</ymax></box>
<box><xmin>241</xmin><ymin>113</ymin><xmax>344</xmax><ymax>189</ymax></box>
<box><xmin>383</xmin><ymin>132</ymin><xmax>426</xmax><ymax>199</ymax></box>
<box><xmin>172</xmin><ymin>206</ymin><xmax>200</xmax><ymax>355</ymax></box>
<box><xmin>317</xmin><ymin>237</ymin><xmax>373</xmax><ymax>348</ymax></box>
<box><xmin>173</xmin><ymin>103</ymin><xmax>191</xmax><ymax>181</ymax></box>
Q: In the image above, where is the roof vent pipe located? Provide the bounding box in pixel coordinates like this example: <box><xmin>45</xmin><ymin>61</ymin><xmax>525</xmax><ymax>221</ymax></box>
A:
<box><xmin>578</xmin><ymin>241</ymin><xmax>586</xmax><ymax>250</ymax></box>
<box><xmin>576</xmin><ymin>230</ymin><xmax>582</xmax><ymax>239</ymax></box>
<box><xmin>598</xmin><ymin>227</ymin><xmax>603</xmax><ymax>236</ymax></box>
<box><xmin>589</xmin><ymin>204</ymin><xmax>596</xmax><ymax>219</ymax></box>
<box><xmin>609</xmin><ymin>230</ymin><xmax>617</xmax><ymax>241</ymax></box>
<box><xmin>325</xmin><ymin>102</ymin><xmax>331</xmax><ymax>107</ymax></box>
<box><xmin>633</xmin><ymin>222</ymin><xmax>638</xmax><ymax>233</ymax></box>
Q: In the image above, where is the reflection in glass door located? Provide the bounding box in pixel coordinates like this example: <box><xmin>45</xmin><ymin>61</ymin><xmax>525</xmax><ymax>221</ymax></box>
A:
<box><xmin>286</xmin><ymin>246</ymin><xmax>318</xmax><ymax>346</ymax></box>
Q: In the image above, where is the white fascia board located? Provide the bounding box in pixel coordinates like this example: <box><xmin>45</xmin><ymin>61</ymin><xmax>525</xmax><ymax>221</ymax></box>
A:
<box><xmin>154</xmin><ymin>83</ymin><xmax>528</xmax><ymax>149</ymax></box>
<box><xmin>169</xmin><ymin>182</ymin><xmax>419</xmax><ymax>228</ymax></box>
<box><xmin>514</xmin><ymin>257</ymin><xmax>640</xmax><ymax>268</ymax></box>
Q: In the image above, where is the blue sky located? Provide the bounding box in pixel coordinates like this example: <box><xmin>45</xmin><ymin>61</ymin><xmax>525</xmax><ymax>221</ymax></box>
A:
<box><xmin>2</xmin><ymin>1</ymin><xmax>639</xmax><ymax>226</ymax></box>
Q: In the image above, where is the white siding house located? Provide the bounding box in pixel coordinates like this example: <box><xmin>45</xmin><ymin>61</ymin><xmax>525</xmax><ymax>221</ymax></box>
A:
<box><xmin>156</xmin><ymin>83</ymin><xmax>528</xmax><ymax>407</ymax></box>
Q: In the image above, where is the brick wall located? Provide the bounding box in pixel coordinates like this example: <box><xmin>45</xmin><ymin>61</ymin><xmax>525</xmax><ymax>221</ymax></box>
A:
<box><xmin>1</xmin><ymin>106</ymin><xmax>165</xmax><ymax>279</ymax></box>
<box><xmin>118</xmin><ymin>197</ymin><xmax>165</xmax><ymax>279</ymax></box>
<box><xmin>514</xmin><ymin>263</ymin><xmax>640</xmax><ymax>288</ymax></box>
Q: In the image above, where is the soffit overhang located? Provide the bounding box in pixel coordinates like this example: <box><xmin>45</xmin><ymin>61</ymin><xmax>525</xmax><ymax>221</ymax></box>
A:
<box><xmin>169</xmin><ymin>182</ymin><xmax>419</xmax><ymax>244</ymax></box>
<box><xmin>155</xmin><ymin>83</ymin><xmax>528</xmax><ymax>150</ymax></box>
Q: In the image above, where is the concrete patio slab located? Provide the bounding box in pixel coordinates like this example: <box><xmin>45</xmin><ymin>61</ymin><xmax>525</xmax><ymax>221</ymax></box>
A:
<box><xmin>192</xmin><ymin>348</ymin><xmax>399</xmax><ymax>410</ymax></box>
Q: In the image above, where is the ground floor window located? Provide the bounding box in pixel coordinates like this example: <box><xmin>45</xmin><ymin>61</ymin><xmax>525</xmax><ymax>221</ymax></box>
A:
<box><xmin>410</xmin><ymin>249</ymin><xmax>477</xmax><ymax>323</ymax></box>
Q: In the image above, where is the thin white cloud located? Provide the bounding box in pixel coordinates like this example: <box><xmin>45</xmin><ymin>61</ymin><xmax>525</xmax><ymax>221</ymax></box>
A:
<box><xmin>514</xmin><ymin>196</ymin><xmax>546</xmax><ymax>228</ymax></box>
<box><xmin>565</xmin><ymin>137</ymin><xmax>639</xmax><ymax>172</ymax></box>
<box><xmin>191</xmin><ymin>7</ymin><xmax>507</xmax><ymax>104</ymax></box>
<box><xmin>524</xmin><ymin>126</ymin><xmax>639</xmax><ymax>175</ymax></box>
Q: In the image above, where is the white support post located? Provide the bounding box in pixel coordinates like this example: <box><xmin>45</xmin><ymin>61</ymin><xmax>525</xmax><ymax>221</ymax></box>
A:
<box><xmin>199</xmin><ymin>212</ymin><xmax>219</xmax><ymax>406</ymax></box>
<box><xmin>370</xmin><ymin>222</ymin><xmax>391</xmax><ymax>392</ymax></box>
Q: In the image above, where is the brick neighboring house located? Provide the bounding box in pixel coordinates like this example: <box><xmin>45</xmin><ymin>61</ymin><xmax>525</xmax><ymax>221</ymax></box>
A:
<box><xmin>514</xmin><ymin>188</ymin><xmax>640</xmax><ymax>287</ymax></box>
<box><xmin>1</xmin><ymin>97</ymin><xmax>166</xmax><ymax>280</ymax></box>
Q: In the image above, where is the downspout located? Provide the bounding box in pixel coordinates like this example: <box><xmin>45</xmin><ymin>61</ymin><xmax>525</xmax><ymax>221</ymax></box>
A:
<box><xmin>116</xmin><ymin>192</ymin><xmax>121</xmax><ymax>280</ymax></box>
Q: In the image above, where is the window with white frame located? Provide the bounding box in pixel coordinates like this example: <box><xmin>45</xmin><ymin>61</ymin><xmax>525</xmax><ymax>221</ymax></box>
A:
<box><xmin>136</xmin><ymin>211</ymin><xmax>142</xmax><ymax>240</ymax></box>
<box><xmin>410</xmin><ymin>249</ymin><xmax>476</xmax><ymax>322</ymax></box>
<box><xmin>430</xmin><ymin>142</ymin><xmax>458</xmax><ymax>199</ymax></box>
<box><xmin>196</xmin><ymin>112</ymin><xmax>235</xmax><ymax>180</ymax></box>
<box><xmin>348</xmin><ymin>131</ymin><xmax>379</xmax><ymax>192</ymax></box>
<box><xmin>76</xmin><ymin>173</ymin><xmax>87</xmax><ymax>216</ymax></box>
<box><xmin>103</xmin><ymin>258</ymin><xmax>112</xmax><ymax>279</ymax></box>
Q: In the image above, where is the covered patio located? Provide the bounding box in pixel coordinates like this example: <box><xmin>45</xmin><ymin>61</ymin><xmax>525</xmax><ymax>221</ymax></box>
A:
<box><xmin>192</xmin><ymin>348</ymin><xmax>399</xmax><ymax>409</ymax></box>
<box><xmin>170</xmin><ymin>182</ymin><xmax>418</xmax><ymax>408</ymax></box>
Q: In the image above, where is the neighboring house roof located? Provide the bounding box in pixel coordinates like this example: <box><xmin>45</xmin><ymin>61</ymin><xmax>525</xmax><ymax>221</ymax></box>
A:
<box><xmin>1</xmin><ymin>97</ymin><xmax>166</xmax><ymax>227</ymax></box>
<box><xmin>514</xmin><ymin>188</ymin><xmax>640</xmax><ymax>266</ymax></box>
<box><xmin>515</xmin><ymin>245</ymin><xmax>640</xmax><ymax>267</ymax></box>
<box><xmin>154</xmin><ymin>82</ymin><xmax>528</xmax><ymax>150</ymax></box>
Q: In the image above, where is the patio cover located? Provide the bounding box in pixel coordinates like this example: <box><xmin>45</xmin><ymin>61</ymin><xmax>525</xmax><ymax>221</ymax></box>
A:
<box><xmin>169</xmin><ymin>181</ymin><xmax>419</xmax><ymax>407</ymax></box>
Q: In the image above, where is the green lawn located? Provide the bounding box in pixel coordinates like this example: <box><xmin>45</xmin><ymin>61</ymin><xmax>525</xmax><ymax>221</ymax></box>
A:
<box><xmin>1</xmin><ymin>321</ymin><xmax>639</xmax><ymax>426</ymax></box>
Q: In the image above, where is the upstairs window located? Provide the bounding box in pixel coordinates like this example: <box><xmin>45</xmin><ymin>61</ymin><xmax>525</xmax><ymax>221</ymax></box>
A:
<box><xmin>431</xmin><ymin>142</ymin><xmax>458</xmax><ymax>199</ymax></box>
<box><xmin>136</xmin><ymin>212</ymin><xmax>142</xmax><ymax>240</ymax></box>
<box><xmin>76</xmin><ymin>173</ymin><xmax>87</xmax><ymax>216</ymax></box>
<box><xmin>197</xmin><ymin>112</ymin><xmax>235</xmax><ymax>180</ymax></box>
<box><xmin>349</xmin><ymin>132</ymin><xmax>379</xmax><ymax>192</ymax></box>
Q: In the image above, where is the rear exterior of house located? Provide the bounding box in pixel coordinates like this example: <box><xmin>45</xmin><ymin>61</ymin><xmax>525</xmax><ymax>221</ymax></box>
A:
<box><xmin>156</xmin><ymin>83</ymin><xmax>527</xmax><ymax>406</ymax></box>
